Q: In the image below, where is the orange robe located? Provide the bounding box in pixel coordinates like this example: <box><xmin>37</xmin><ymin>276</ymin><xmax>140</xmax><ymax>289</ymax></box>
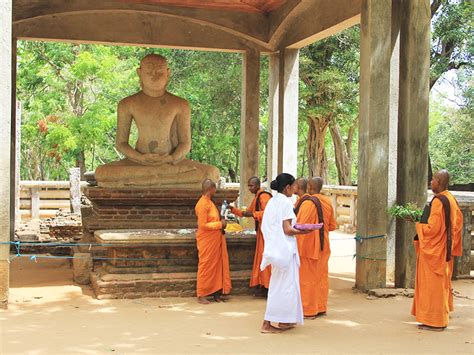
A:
<box><xmin>296</xmin><ymin>193</ymin><xmax>337</xmax><ymax>316</ymax></box>
<box><xmin>232</xmin><ymin>189</ymin><xmax>272</xmax><ymax>288</ymax></box>
<box><xmin>195</xmin><ymin>195</ymin><xmax>232</xmax><ymax>297</ymax></box>
<box><xmin>412</xmin><ymin>190</ymin><xmax>463</xmax><ymax>327</ymax></box>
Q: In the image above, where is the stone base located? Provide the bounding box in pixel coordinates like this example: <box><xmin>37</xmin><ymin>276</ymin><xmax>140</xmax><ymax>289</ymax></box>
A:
<box><xmin>89</xmin><ymin>228</ymin><xmax>256</xmax><ymax>299</ymax></box>
<box><xmin>83</xmin><ymin>186</ymin><xmax>239</xmax><ymax>231</ymax></box>
<box><xmin>91</xmin><ymin>269</ymin><xmax>252</xmax><ymax>299</ymax></box>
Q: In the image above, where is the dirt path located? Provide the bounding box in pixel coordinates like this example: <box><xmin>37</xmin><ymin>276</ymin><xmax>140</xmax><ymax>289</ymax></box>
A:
<box><xmin>1</xmin><ymin>233</ymin><xmax>473</xmax><ymax>354</ymax></box>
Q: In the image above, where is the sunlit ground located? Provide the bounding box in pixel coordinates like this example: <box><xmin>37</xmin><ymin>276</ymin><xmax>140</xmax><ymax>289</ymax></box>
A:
<box><xmin>1</xmin><ymin>231</ymin><xmax>473</xmax><ymax>354</ymax></box>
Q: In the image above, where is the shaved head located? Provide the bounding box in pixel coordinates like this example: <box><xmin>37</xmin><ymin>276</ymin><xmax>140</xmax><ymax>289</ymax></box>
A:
<box><xmin>308</xmin><ymin>177</ymin><xmax>323</xmax><ymax>194</ymax></box>
<box><xmin>202</xmin><ymin>179</ymin><xmax>216</xmax><ymax>193</ymax></box>
<box><xmin>248</xmin><ymin>176</ymin><xmax>261</xmax><ymax>186</ymax></box>
<box><xmin>295</xmin><ymin>177</ymin><xmax>307</xmax><ymax>193</ymax></box>
<box><xmin>431</xmin><ymin>169</ymin><xmax>450</xmax><ymax>193</ymax></box>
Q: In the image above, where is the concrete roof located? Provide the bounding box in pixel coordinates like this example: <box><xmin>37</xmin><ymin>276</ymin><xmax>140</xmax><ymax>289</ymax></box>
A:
<box><xmin>13</xmin><ymin>0</ymin><xmax>361</xmax><ymax>52</ymax></box>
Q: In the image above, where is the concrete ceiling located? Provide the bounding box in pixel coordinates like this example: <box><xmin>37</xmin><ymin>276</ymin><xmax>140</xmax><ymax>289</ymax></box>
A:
<box><xmin>122</xmin><ymin>0</ymin><xmax>288</xmax><ymax>13</ymax></box>
<box><xmin>13</xmin><ymin>0</ymin><xmax>361</xmax><ymax>52</ymax></box>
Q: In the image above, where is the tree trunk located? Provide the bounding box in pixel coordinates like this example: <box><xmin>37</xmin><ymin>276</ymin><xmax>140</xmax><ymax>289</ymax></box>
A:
<box><xmin>329</xmin><ymin>118</ymin><xmax>357</xmax><ymax>186</ymax></box>
<box><xmin>76</xmin><ymin>150</ymin><xmax>86</xmax><ymax>180</ymax></box>
<box><xmin>307</xmin><ymin>116</ymin><xmax>329</xmax><ymax>182</ymax></box>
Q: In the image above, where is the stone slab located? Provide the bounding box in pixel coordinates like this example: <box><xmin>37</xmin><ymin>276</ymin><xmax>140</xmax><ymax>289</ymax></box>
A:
<box><xmin>368</xmin><ymin>288</ymin><xmax>414</xmax><ymax>298</ymax></box>
<box><xmin>91</xmin><ymin>268</ymin><xmax>253</xmax><ymax>299</ymax></box>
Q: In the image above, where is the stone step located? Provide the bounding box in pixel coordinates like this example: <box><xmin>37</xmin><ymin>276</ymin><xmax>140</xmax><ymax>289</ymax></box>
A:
<box><xmin>91</xmin><ymin>268</ymin><xmax>252</xmax><ymax>299</ymax></box>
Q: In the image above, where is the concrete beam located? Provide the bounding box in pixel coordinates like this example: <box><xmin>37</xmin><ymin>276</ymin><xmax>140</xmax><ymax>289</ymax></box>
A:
<box><xmin>240</xmin><ymin>49</ymin><xmax>260</xmax><ymax>207</ymax></box>
<box><xmin>356</xmin><ymin>0</ymin><xmax>392</xmax><ymax>292</ymax></box>
<box><xmin>395</xmin><ymin>0</ymin><xmax>430</xmax><ymax>288</ymax></box>
<box><xmin>14</xmin><ymin>11</ymin><xmax>268</xmax><ymax>53</ymax></box>
<box><xmin>0</xmin><ymin>0</ymin><xmax>12</xmax><ymax>309</ymax></box>
<box><xmin>270</xmin><ymin>0</ymin><xmax>361</xmax><ymax>49</ymax></box>
<box><xmin>13</xmin><ymin>0</ymin><xmax>270</xmax><ymax>45</ymax></box>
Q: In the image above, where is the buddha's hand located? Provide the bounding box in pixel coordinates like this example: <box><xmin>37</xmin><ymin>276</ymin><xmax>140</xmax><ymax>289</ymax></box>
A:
<box><xmin>139</xmin><ymin>153</ymin><xmax>173</xmax><ymax>166</ymax></box>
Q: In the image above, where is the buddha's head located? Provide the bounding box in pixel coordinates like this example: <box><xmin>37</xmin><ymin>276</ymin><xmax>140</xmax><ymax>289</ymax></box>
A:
<box><xmin>137</xmin><ymin>54</ymin><xmax>171</xmax><ymax>93</ymax></box>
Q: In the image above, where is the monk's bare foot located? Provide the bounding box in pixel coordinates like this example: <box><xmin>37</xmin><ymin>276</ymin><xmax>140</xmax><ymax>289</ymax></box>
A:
<box><xmin>417</xmin><ymin>324</ymin><xmax>446</xmax><ymax>332</ymax></box>
<box><xmin>260</xmin><ymin>321</ymin><xmax>283</xmax><ymax>334</ymax></box>
<box><xmin>213</xmin><ymin>295</ymin><xmax>223</xmax><ymax>303</ymax></box>
<box><xmin>316</xmin><ymin>311</ymin><xmax>327</xmax><ymax>317</ymax></box>
<box><xmin>304</xmin><ymin>315</ymin><xmax>317</xmax><ymax>320</ymax></box>
<box><xmin>219</xmin><ymin>294</ymin><xmax>230</xmax><ymax>301</ymax></box>
<box><xmin>277</xmin><ymin>322</ymin><xmax>296</xmax><ymax>330</ymax></box>
<box><xmin>197</xmin><ymin>297</ymin><xmax>211</xmax><ymax>304</ymax></box>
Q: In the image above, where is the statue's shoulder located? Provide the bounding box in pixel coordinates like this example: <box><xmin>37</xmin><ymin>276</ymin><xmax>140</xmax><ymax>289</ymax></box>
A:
<box><xmin>119</xmin><ymin>92</ymin><xmax>142</xmax><ymax>106</ymax></box>
<box><xmin>165</xmin><ymin>92</ymin><xmax>190</xmax><ymax>107</ymax></box>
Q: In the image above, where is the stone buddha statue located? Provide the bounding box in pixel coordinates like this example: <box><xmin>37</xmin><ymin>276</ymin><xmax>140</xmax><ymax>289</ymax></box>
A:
<box><xmin>94</xmin><ymin>54</ymin><xmax>220</xmax><ymax>188</ymax></box>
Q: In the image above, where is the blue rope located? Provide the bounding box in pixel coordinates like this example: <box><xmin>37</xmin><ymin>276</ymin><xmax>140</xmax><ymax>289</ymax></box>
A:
<box><xmin>354</xmin><ymin>234</ymin><xmax>386</xmax><ymax>242</ymax></box>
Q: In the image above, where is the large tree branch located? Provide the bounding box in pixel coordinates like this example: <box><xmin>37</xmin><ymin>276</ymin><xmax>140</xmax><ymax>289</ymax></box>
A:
<box><xmin>430</xmin><ymin>0</ymin><xmax>444</xmax><ymax>19</ymax></box>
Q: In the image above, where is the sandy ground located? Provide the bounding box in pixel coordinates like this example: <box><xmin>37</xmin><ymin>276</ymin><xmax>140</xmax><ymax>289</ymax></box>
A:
<box><xmin>1</xmin><ymin>232</ymin><xmax>473</xmax><ymax>354</ymax></box>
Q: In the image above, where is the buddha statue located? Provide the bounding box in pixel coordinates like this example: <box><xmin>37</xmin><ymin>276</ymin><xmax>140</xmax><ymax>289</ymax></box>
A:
<box><xmin>94</xmin><ymin>54</ymin><xmax>220</xmax><ymax>188</ymax></box>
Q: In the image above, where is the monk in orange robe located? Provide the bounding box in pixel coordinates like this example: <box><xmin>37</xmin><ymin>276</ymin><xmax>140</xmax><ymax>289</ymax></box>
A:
<box><xmin>412</xmin><ymin>169</ymin><xmax>463</xmax><ymax>331</ymax></box>
<box><xmin>230</xmin><ymin>177</ymin><xmax>272</xmax><ymax>294</ymax></box>
<box><xmin>195</xmin><ymin>179</ymin><xmax>232</xmax><ymax>304</ymax></box>
<box><xmin>295</xmin><ymin>177</ymin><xmax>337</xmax><ymax>318</ymax></box>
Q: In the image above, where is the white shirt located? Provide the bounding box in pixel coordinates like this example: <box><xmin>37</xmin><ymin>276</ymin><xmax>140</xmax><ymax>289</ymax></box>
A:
<box><xmin>260</xmin><ymin>192</ymin><xmax>298</xmax><ymax>270</ymax></box>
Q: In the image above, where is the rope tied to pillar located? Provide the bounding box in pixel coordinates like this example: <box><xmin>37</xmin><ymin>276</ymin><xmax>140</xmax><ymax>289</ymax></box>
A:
<box><xmin>354</xmin><ymin>234</ymin><xmax>386</xmax><ymax>242</ymax></box>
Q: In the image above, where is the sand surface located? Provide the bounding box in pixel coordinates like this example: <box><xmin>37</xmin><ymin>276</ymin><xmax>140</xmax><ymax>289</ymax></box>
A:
<box><xmin>1</xmin><ymin>232</ymin><xmax>473</xmax><ymax>354</ymax></box>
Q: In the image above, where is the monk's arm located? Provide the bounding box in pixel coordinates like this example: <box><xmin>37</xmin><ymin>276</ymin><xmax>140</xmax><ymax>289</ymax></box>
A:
<box><xmin>283</xmin><ymin>219</ymin><xmax>309</xmax><ymax>236</ymax></box>
<box><xmin>115</xmin><ymin>101</ymin><xmax>145</xmax><ymax>163</ymax></box>
<box><xmin>171</xmin><ymin>101</ymin><xmax>192</xmax><ymax>163</ymax></box>
<box><xmin>231</xmin><ymin>207</ymin><xmax>244</xmax><ymax>218</ymax></box>
<box><xmin>197</xmin><ymin>204</ymin><xmax>224</xmax><ymax>231</ymax></box>
<box><xmin>416</xmin><ymin>198</ymin><xmax>443</xmax><ymax>239</ymax></box>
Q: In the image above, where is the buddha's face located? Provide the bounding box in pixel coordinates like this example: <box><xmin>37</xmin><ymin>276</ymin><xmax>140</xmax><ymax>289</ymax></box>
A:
<box><xmin>137</xmin><ymin>56</ymin><xmax>170</xmax><ymax>92</ymax></box>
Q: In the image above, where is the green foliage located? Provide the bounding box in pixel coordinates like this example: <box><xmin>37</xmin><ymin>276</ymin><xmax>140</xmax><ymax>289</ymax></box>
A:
<box><xmin>388</xmin><ymin>203</ymin><xmax>423</xmax><ymax>222</ymax></box>
<box><xmin>429</xmin><ymin>94</ymin><xmax>473</xmax><ymax>184</ymax></box>
<box><xmin>430</xmin><ymin>0</ymin><xmax>474</xmax><ymax>88</ymax></box>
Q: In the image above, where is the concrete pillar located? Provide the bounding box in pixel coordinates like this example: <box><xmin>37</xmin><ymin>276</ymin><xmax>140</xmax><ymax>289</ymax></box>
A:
<box><xmin>239</xmin><ymin>49</ymin><xmax>260</xmax><ymax>207</ymax></box>
<box><xmin>386</xmin><ymin>0</ymin><xmax>401</xmax><ymax>284</ymax></box>
<box><xmin>0</xmin><ymin>0</ymin><xmax>12</xmax><ymax>309</ymax></box>
<box><xmin>267</xmin><ymin>53</ymin><xmax>280</xmax><ymax>183</ymax></box>
<box><xmin>267</xmin><ymin>49</ymin><xmax>299</xmax><ymax>183</ymax></box>
<box><xmin>395</xmin><ymin>0</ymin><xmax>430</xmax><ymax>288</ymax></box>
<box><xmin>356</xmin><ymin>0</ymin><xmax>392</xmax><ymax>292</ymax></box>
<box><xmin>278</xmin><ymin>49</ymin><xmax>299</xmax><ymax>177</ymax></box>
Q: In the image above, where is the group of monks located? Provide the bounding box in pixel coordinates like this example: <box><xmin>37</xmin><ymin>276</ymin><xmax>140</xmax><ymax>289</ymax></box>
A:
<box><xmin>193</xmin><ymin>169</ymin><xmax>463</xmax><ymax>333</ymax></box>
<box><xmin>193</xmin><ymin>175</ymin><xmax>336</xmax><ymax>320</ymax></box>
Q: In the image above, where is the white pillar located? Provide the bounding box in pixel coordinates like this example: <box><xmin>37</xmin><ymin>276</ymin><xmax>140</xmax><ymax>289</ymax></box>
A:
<box><xmin>0</xmin><ymin>0</ymin><xmax>12</xmax><ymax>309</ymax></box>
<box><xmin>386</xmin><ymin>0</ymin><xmax>400</xmax><ymax>284</ymax></box>
<box><xmin>267</xmin><ymin>49</ymin><xmax>299</xmax><ymax>183</ymax></box>
<box><xmin>278</xmin><ymin>49</ymin><xmax>299</xmax><ymax>177</ymax></box>
<box><xmin>240</xmin><ymin>49</ymin><xmax>260</xmax><ymax>206</ymax></box>
<box><xmin>267</xmin><ymin>53</ymin><xmax>280</xmax><ymax>183</ymax></box>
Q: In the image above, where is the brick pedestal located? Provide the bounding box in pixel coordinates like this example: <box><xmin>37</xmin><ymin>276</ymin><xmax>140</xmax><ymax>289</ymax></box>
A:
<box><xmin>83</xmin><ymin>187</ymin><xmax>239</xmax><ymax>231</ymax></box>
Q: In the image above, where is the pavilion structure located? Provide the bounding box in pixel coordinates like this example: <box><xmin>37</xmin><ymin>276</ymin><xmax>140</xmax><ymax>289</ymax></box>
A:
<box><xmin>0</xmin><ymin>0</ymin><xmax>433</xmax><ymax>308</ymax></box>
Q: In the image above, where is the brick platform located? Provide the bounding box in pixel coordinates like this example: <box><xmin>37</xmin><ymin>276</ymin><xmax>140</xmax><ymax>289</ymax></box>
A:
<box><xmin>82</xmin><ymin>186</ymin><xmax>240</xmax><ymax>231</ymax></box>
<box><xmin>90</xmin><ymin>229</ymin><xmax>256</xmax><ymax>299</ymax></box>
